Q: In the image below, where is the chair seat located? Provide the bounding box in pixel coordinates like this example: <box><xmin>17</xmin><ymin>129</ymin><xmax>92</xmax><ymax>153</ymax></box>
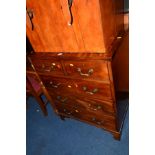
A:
<box><xmin>27</xmin><ymin>76</ymin><xmax>41</xmax><ymax>92</ymax></box>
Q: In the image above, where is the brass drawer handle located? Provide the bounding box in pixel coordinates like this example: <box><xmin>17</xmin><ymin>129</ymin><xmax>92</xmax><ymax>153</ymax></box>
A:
<box><xmin>50</xmin><ymin>81</ymin><xmax>61</xmax><ymax>88</ymax></box>
<box><xmin>57</xmin><ymin>96</ymin><xmax>68</xmax><ymax>103</ymax></box>
<box><xmin>63</xmin><ymin>109</ymin><xmax>72</xmax><ymax>115</ymax></box>
<box><xmin>50</xmin><ymin>63</ymin><xmax>56</xmax><ymax>71</ymax></box>
<box><xmin>41</xmin><ymin>64</ymin><xmax>51</xmax><ymax>72</ymax></box>
<box><xmin>88</xmin><ymin>104</ymin><xmax>102</xmax><ymax>111</ymax></box>
<box><xmin>27</xmin><ymin>8</ymin><xmax>34</xmax><ymax>30</ymax></box>
<box><xmin>73</xmin><ymin>105</ymin><xmax>80</xmax><ymax>113</ymax></box>
<box><xmin>74</xmin><ymin>109</ymin><xmax>79</xmax><ymax>113</ymax></box>
<box><xmin>68</xmin><ymin>0</ymin><xmax>73</xmax><ymax>26</ymax></box>
<box><xmin>82</xmin><ymin>86</ymin><xmax>98</xmax><ymax>95</ymax></box>
<box><xmin>63</xmin><ymin>106</ymin><xmax>79</xmax><ymax>115</ymax></box>
<box><xmin>92</xmin><ymin>117</ymin><xmax>104</xmax><ymax>125</ymax></box>
<box><xmin>41</xmin><ymin>63</ymin><xmax>60</xmax><ymax>72</ymax></box>
<box><xmin>77</xmin><ymin>68</ymin><xmax>94</xmax><ymax>77</ymax></box>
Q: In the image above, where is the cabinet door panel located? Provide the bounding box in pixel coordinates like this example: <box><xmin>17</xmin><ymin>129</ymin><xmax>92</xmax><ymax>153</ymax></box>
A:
<box><xmin>26</xmin><ymin>0</ymin><xmax>79</xmax><ymax>52</ymax></box>
<box><xmin>74</xmin><ymin>0</ymin><xmax>105</xmax><ymax>52</ymax></box>
<box><xmin>26</xmin><ymin>11</ymin><xmax>45</xmax><ymax>51</ymax></box>
<box><xmin>99</xmin><ymin>0</ymin><xmax>117</xmax><ymax>50</ymax></box>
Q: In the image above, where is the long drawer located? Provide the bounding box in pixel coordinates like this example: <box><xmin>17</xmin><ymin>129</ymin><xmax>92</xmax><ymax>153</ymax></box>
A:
<box><xmin>54</xmin><ymin>99</ymin><xmax>116</xmax><ymax>131</ymax></box>
<box><xmin>49</xmin><ymin>92</ymin><xmax>115</xmax><ymax>117</ymax></box>
<box><xmin>72</xmin><ymin>78</ymin><xmax>113</xmax><ymax>101</ymax></box>
<box><xmin>40</xmin><ymin>75</ymin><xmax>113</xmax><ymax>101</ymax></box>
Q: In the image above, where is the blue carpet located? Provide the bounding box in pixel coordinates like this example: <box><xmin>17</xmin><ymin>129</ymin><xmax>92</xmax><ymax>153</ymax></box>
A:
<box><xmin>26</xmin><ymin>97</ymin><xmax>129</xmax><ymax>155</ymax></box>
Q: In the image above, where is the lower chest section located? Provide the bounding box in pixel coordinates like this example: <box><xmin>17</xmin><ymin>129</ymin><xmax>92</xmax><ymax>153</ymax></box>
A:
<box><xmin>29</xmin><ymin>53</ymin><xmax>118</xmax><ymax>132</ymax></box>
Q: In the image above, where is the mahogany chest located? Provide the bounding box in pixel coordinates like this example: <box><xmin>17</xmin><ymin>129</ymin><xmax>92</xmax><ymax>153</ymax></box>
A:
<box><xmin>26</xmin><ymin>0</ymin><xmax>128</xmax><ymax>140</ymax></box>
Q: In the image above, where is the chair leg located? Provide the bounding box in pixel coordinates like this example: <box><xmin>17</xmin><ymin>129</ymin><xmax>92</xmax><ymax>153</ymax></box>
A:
<box><xmin>35</xmin><ymin>95</ymin><xmax>48</xmax><ymax>116</ymax></box>
<box><xmin>59</xmin><ymin>114</ymin><xmax>65</xmax><ymax>121</ymax></box>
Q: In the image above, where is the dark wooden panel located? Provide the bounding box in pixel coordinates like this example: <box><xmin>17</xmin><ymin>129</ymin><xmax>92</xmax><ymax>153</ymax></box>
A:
<box><xmin>41</xmin><ymin>77</ymin><xmax>112</xmax><ymax>102</ymax></box>
<box><xmin>75</xmin><ymin>97</ymin><xmax>115</xmax><ymax>116</ymax></box>
<box><xmin>113</xmin><ymin>0</ymin><xmax>124</xmax><ymax>34</ymax></box>
<box><xmin>71</xmin><ymin>79</ymin><xmax>113</xmax><ymax>101</ymax></box>
<box><xmin>56</xmin><ymin>102</ymin><xmax>116</xmax><ymax>131</ymax></box>
<box><xmin>49</xmin><ymin>91</ymin><xmax>115</xmax><ymax>115</ymax></box>
<box><xmin>50</xmin><ymin>92</ymin><xmax>116</xmax><ymax>130</ymax></box>
<box><xmin>112</xmin><ymin>31</ymin><xmax>129</xmax><ymax>92</ymax></box>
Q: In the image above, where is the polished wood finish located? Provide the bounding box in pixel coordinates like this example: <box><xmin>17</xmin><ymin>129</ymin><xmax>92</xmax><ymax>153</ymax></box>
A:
<box><xmin>26</xmin><ymin>0</ymin><xmax>124</xmax><ymax>53</ymax></box>
<box><xmin>26</xmin><ymin>0</ymin><xmax>128</xmax><ymax>140</ymax></box>
<box><xmin>27</xmin><ymin>48</ymin><xmax>128</xmax><ymax>140</ymax></box>
<box><xmin>64</xmin><ymin>60</ymin><xmax>110</xmax><ymax>81</ymax></box>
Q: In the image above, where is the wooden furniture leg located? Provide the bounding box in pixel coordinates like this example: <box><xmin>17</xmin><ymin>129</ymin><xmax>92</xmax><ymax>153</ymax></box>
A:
<box><xmin>59</xmin><ymin>115</ymin><xmax>66</xmax><ymax>121</ymax></box>
<box><xmin>113</xmin><ymin>132</ymin><xmax>121</xmax><ymax>140</ymax></box>
<box><xmin>34</xmin><ymin>94</ymin><xmax>48</xmax><ymax>116</ymax></box>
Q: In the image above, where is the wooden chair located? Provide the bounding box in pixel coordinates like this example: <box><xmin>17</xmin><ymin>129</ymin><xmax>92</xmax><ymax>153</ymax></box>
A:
<box><xmin>26</xmin><ymin>73</ymin><xmax>48</xmax><ymax>116</ymax></box>
<box><xmin>26</xmin><ymin>55</ymin><xmax>50</xmax><ymax>116</ymax></box>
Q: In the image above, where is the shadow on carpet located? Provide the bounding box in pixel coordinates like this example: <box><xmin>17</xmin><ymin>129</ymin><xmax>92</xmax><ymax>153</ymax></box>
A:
<box><xmin>26</xmin><ymin>97</ymin><xmax>129</xmax><ymax>155</ymax></box>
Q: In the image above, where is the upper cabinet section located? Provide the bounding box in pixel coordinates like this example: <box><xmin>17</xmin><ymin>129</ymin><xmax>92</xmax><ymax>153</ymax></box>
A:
<box><xmin>26</xmin><ymin>0</ymin><xmax>124</xmax><ymax>53</ymax></box>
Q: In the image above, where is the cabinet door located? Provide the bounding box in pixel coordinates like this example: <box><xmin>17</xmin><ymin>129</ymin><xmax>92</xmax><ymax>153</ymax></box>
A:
<box><xmin>73</xmin><ymin>0</ymin><xmax>106</xmax><ymax>52</ymax></box>
<box><xmin>73</xmin><ymin>0</ymin><xmax>120</xmax><ymax>52</ymax></box>
<box><xmin>26</xmin><ymin>0</ymin><xmax>80</xmax><ymax>52</ymax></box>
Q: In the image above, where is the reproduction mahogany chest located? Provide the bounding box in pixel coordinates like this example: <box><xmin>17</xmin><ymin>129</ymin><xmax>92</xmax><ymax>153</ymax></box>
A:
<box><xmin>26</xmin><ymin>0</ymin><xmax>128</xmax><ymax>140</ymax></box>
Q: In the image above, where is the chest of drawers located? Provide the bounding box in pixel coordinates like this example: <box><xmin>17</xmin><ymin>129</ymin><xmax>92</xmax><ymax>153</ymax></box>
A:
<box><xmin>27</xmin><ymin>34</ymin><xmax>129</xmax><ymax>139</ymax></box>
<box><xmin>26</xmin><ymin>0</ymin><xmax>128</xmax><ymax>140</ymax></box>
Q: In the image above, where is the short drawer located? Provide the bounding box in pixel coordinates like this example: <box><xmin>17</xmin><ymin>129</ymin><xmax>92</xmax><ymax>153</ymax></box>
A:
<box><xmin>64</xmin><ymin>60</ymin><xmax>110</xmax><ymax>81</ymax></box>
<box><xmin>31</xmin><ymin>58</ymin><xmax>64</xmax><ymax>76</ymax></box>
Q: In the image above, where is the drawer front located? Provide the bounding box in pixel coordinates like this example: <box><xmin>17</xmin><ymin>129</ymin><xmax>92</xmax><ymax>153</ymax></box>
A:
<box><xmin>76</xmin><ymin>98</ymin><xmax>115</xmax><ymax>116</ymax></box>
<box><xmin>50</xmin><ymin>93</ymin><xmax>86</xmax><ymax>110</ymax></box>
<box><xmin>56</xmin><ymin>102</ymin><xmax>116</xmax><ymax>131</ymax></box>
<box><xmin>39</xmin><ymin>75</ymin><xmax>76</xmax><ymax>94</ymax></box>
<box><xmin>31</xmin><ymin>58</ymin><xmax>64</xmax><ymax>76</ymax></box>
<box><xmin>50</xmin><ymin>92</ymin><xmax>116</xmax><ymax>130</ymax></box>
<box><xmin>50</xmin><ymin>92</ymin><xmax>115</xmax><ymax>117</ymax></box>
<box><xmin>72</xmin><ymin>79</ymin><xmax>113</xmax><ymax>101</ymax></box>
<box><xmin>40</xmin><ymin>76</ymin><xmax>113</xmax><ymax>101</ymax></box>
<box><xmin>64</xmin><ymin>60</ymin><xmax>110</xmax><ymax>81</ymax></box>
<box><xmin>81</xmin><ymin>113</ymin><xmax>116</xmax><ymax>131</ymax></box>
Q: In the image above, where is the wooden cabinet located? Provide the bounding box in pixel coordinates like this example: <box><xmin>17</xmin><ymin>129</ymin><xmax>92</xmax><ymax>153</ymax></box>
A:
<box><xmin>26</xmin><ymin>0</ymin><xmax>124</xmax><ymax>53</ymax></box>
<box><xmin>26</xmin><ymin>0</ymin><xmax>128</xmax><ymax>140</ymax></box>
